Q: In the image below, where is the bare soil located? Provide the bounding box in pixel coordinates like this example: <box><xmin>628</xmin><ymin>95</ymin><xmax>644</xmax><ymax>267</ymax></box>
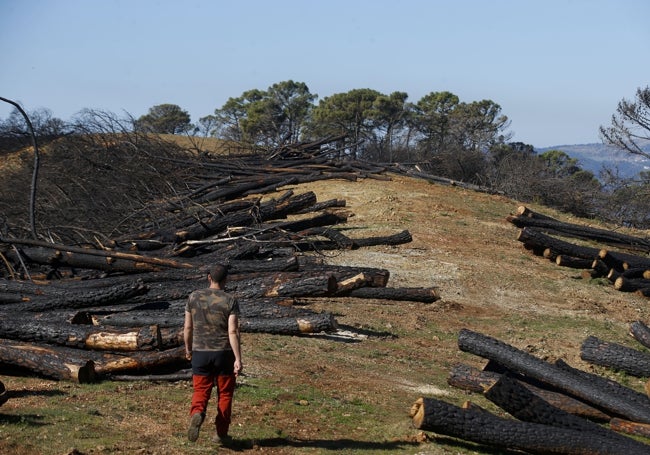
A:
<box><xmin>2</xmin><ymin>174</ymin><xmax>649</xmax><ymax>454</ymax></box>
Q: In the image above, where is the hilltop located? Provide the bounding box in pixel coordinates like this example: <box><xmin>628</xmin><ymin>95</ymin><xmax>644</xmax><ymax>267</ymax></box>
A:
<box><xmin>2</xmin><ymin>165</ymin><xmax>650</xmax><ymax>454</ymax></box>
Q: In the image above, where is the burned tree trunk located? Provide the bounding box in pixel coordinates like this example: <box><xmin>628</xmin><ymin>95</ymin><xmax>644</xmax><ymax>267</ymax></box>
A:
<box><xmin>630</xmin><ymin>320</ymin><xmax>650</xmax><ymax>350</ymax></box>
<box><xmin>2</xmin><ymin>280</ymin><xmax>148</xmax><ymax>312</ymax></box>
<box><xmin>580</xmin><ymin>335</ymin><xmax>650</xmax><ymax>377</ymax></box>
<box><xmin>0</xmin><ymin>339</ymin><xmax>95</xmax><ymax>383</ymax></box>
<box><xmin>507</xmin><ymin>210</ymin><xmax>650</xmax><ymax>253</ymax></box>
<box><xmin>483</xmin><ymin>374</ymin><xmax>647</xmax><ymax>450</ymax></box>
<box><xmin>516</xmin><ymin>228</ymin><xmax>601</xmax><ymax>260</ymax></box>
<box><xmin>457</xmin><ymin>328</ymin><xmax>650</xmax><ymax>423</ymax></box>
<box><xmin>239</xmin><ymin>312</ymin><xmax>337</xmax><ymax>334</ymax></box>
<box><xmin>447</xmin><ymin>363</ymin><xmax>610</xmax><ymax>422</ymax></box>
<box><xmin>410</xmin><ymin>396</ymin><xmax>638</xmax><ymax>455</ymax></box>
<box><xmin>335</xmin><ymin>286</ymin><xmax>441</xmax><ymax>303</ymax></box>
<box><xmin>0</xmin><ymin>318</ymin><xmax>162</xmax><ymax>351</ymax></box>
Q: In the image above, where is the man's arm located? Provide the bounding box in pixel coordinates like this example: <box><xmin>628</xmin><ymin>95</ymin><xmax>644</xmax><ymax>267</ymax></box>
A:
<box><xmin>228</xmin><ymin>313</ymin><xmax>243</xmax><ymax>376</ymax></box>
<box><xmin>183</xmin><ymin>310</ymin><xmax>193</xmax><ymax>360</ymax></box>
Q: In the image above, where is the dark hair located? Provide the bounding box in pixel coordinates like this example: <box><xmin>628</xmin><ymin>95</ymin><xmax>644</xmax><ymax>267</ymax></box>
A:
<box><xmin>208</xmin><ymin>264</ymin><xmax>228</xmax><ymax>283</ymax></box>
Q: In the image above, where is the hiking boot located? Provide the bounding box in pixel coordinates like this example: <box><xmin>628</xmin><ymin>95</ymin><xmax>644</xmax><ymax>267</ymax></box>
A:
<box><xmin>187</xmin><ymin>412</ymin><xmax>204</xmax><ymax>442</ymax></box>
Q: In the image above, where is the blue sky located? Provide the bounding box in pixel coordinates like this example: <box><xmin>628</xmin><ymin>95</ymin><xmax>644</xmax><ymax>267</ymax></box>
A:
<box><xmin>1</xmin><ymin>0</ymin><xmax>648</xmax><ymax>148</ymax></box>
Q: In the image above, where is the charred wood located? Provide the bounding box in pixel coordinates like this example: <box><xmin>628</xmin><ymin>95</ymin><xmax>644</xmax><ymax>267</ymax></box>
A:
<box><xmin>457</xmin><ymin>328</ymin><xmax>650</xmax><ymax>423</ymax></box>
<box><xmin>410</xmin><ymin>396</ymin><xmax>636</xmax><ymax>455</ymax></box>
<box><xmin>0</xmin><ymin>338</ymin><xmax>96</xmax><ymax>383</ymax></box>
<box><xmin>335</xmin><ymin>286</ymin><xmax>441</xmax><ymax>303</ymax></box>
<box><xmin>580</xmin><ymin>335</ymin><xmax>650</xmax><ymax>377</ymax></box>
<box><xmin>447</xmin><ymin>363</ymin><xmax>611</xmax><ymax>422</ymax></box>
<box><xmin>630</xmin><ymin>320</ymin><xmax>650</xmax><ymax>350</ymax></box>
<box><xmin>239</xmin><ymin>312</ymin><xmax>337</xmax><ymax>334</ymax></box>
<box><xmin>483</xmin><ymin>374</ymin><xmax>646</xmax><ymax>450</ymax></box>
<box><xmin>516</xmin><ymin>228</ymin><xmax>601</xmax><ymax>260</ymax></box>
<box><xmin>0</xmin><ymin>317</ymin><xmax>162</xmax><ymax>351</ymax></box>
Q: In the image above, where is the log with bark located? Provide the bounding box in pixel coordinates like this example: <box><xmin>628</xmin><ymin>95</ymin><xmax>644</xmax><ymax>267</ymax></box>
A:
<box><xmin>0</xmin><ymin>317</ymin><xmax>162</xmax><ymax>351</ymax></box>
<box><xmin>507</xmin><ymin>207</ymin><xmax>650</xmax><ymax>253</ymax></box>
<box><xmin>0</xmin><ymin>338</ymin><xmax>96</xmax><ymax>383</ymax></box>
<box><xmin>447</xmin><ymin>363</ymin><xmax>611</xmax><ymax>422</ymax></box>
<box><xmin>483</xmin><ymin>374</ymin><xmax>647</xmax><ymax>450</ymax></box>
<box><xmin>516</xmin><ymin>227</ymin><xmax>601</xmax><ymax>260</ymax></box>
<box><xmin>580</xmin><ymin>335</ymin><xmax>650</xmax><ymax>377</ymax></box>
<box><xmin>410</xmin><ymin>396</ymin><xmax>640</xmax><ymax>455</ymax></box>
<box><xmin>457</xmin><ymin>328</ymin><xmax>650</xmax><ymax>423</ymax></box>
<box><xmin>631</xmin><ymin>320</ymin><xmax>650</xmax><ymax>350</ymax></box>
<box><xmin>335</xmin><ymin>285</ymin><xmax>441</xmax><ymax>303</ymax></box>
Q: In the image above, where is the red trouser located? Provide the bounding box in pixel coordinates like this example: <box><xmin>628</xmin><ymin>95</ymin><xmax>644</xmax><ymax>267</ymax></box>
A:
<box><xmin>190</xmin><ymin>374</ymin><xmax>236</xmax><ymax>437</ymax></box>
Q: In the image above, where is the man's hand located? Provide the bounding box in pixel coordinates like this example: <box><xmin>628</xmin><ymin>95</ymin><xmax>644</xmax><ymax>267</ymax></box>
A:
<box><xmin>185</xmin><ymin>349</ymin><xmax>192</xmax><ymax>361</ymax></box>
<box><xmin>234</xmin><ymin>360</ymin><xmax>242</xmax><ymax>377</ymax></box>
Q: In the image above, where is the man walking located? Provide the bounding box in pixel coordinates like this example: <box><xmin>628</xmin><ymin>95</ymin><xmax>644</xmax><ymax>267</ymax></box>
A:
<box><xmin>184</xmin><ymin>263</ymin><xmax>243</xmax><ymax>445</ymax></box>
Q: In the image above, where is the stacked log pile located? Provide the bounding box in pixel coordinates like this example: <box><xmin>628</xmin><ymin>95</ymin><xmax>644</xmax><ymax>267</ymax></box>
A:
<box><xmin>0</xmin><ymin>142</ymin><xmax>441</xmax><ymax>383</ymax></box>
<box><xmin>411</xmin><ymin>328</ymin><xmax>650</xmax><ymax>453</ymax></box>
<box><xmin>507</xmin><ymin>206</ymin><xmax>650</xmax><ymax>297</ymax></box>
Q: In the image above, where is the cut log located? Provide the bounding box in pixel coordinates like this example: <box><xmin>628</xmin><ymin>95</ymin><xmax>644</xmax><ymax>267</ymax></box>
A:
<box><xmin>554</xmin><ymin>358</ymin><xmax>650</xmax><ymax>413</ymax></box>
<box><xmin>580</xmin><ymin>335</ymin><xmax>650</xmax><ymax>377</ymax></box>
<box><xmin>91</xmin><ymin>346</ymin><xmax>187</xmax><ymax>376</ymax></box>
<box><xmin>483</xmin><ymin>374</ymin><xmax>646</xmax><ymax>450</ymax></box>
<box><xmin>2</xmin><ymin>279</ymin><xmax>148</xmax><ymax>312</ymax></box>
<box><xmin>447</xmin><ymin>363</ymin><xmax>610</xmax><ymax>422</ymax></box>
<box><xmin>457</xmin><ymin>328</ymin><xmax>650</xmax><ymax>423</ymax></box>
<box><xmin>0</xmin><ymin>318</ymin><xmax>162</xmax><ymax>351</ymax></box>
<box><xmin>516</xmin><ymin>228</ymin><xmax>601</xmax><ymax>260</ymax></box>
<box><xmin>600</xmin><ymin>248</ymin><xmax>650</xmax><ymax>271</ymax></box>
<box><xmin>0</xmin><ymin>338</ymin><xmax>95</xmax><ymax>383</ymax></box>
<box><xmin>555</xmin><ymin>255</ymin><xmax>594</xmax><ymax>269</ymax></box>
<box><xmin>239</xmin><ymin>313</ymin><xmax>337</xmax><ymax>334</ymax></box>
<box><xmin>630</xmin><ymin>320</ymin><xmax>650</xmax><ymax>350</ymax></box>
<box><xmin>615</xmin><ymin>276</ymin><xmax>650</xmax><ymax>292</ymax></box>
<box><xmin>335</xmin><ymin>286</ymin><xmax>441</xmax><ymax>303</ymax></box>
<box><xmin>410</xmin><ymin>396</ymin><xmax>639</xmax><ymax>455</ymax></box>
<box><xmin>507</xmin><ymin>212</ymin><xmax>650</xmax><ymax>253</ymax></box>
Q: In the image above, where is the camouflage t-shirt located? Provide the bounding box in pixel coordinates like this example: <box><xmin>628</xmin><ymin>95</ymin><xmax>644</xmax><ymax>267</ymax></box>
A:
<box><xmin>185</xmin><ymin>288</ymin><xmax>240</xmax><ymax>351</ymax></box>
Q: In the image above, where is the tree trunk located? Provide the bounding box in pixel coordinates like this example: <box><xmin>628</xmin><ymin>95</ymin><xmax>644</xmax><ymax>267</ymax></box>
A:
<box><xmin>483</xmin><ymin>374</ymin><xmax>647</xmax><ymax>450</ymax></box>
<box><xmin>335</xmin><ymin>286</ymin><xmax>441</xmax><ymax>303</ymax></box>
<box><xmin>614</xmin><ymin>276</ymin><xmax>650</xmax><ymax>292</ymax></box>
<box><xmin>507</xmin><ymin>212</ymin><xmax>650</xmax><ymax>253</ymax></box>
<box><xmin>0</xmin><ymin>318</ymin><xmax>162</xmax><ymax>351</ymax></box>
<box><xmin>239</xmin><ymin>313</ymin><xmax>337</xmax><ymax>334</ymax></box>
<box><xmin>0</xmin><ymin>338</ymin><xmax>95</xmax><ymax>383</ymax></box>
<box><xmin>91</xmin><ymin>346</ymin><xmax>187</xmax><ymax>376</ymax></box>
<box><xmin>630</xmin><ymin>320</ymin><xmax>650</xmax><ymax>350</ymax></box>
<box><xmin>410</xmin><ymin>396</ymin><xmax>637</xmax><ymax>455</ymax></box>
<box><xmin>580</xmin><ymin>335</ymin><xmax>650</xmax><ymax>377</ymax></box>
<box><xmin>555</xmin><ymin>255</ymin><xmax>593</xmax><ymax>269</ymax></box>
<box><xmin>599</xmin><ymin>249</ymin><xmax>650</xmax><ymax>272</ymax></box>
<box><xmin>447</xmin><ymin>363</ymin><xmax>610</xmax><ymax>422</ymax></box>
<box><xmin>2</xmin><ymin>279</ymin><xmax>148</xmax><ymax>312</ymax></box>
<box><xmin>457</xmin><ymin>328</ymin><xmax>650</xmax><ymax>423</ymax></box>
<box><xmin>516</xmin><ymin>228</ymin><xmax>601</xmax><ymax>260</ymax></box>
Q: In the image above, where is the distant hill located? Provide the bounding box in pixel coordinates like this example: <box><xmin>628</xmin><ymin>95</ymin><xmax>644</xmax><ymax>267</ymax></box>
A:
<box><xmin>536</xmin><ymin>142</ymin><xmax>650</xmax><ymax>179</ymax></box>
